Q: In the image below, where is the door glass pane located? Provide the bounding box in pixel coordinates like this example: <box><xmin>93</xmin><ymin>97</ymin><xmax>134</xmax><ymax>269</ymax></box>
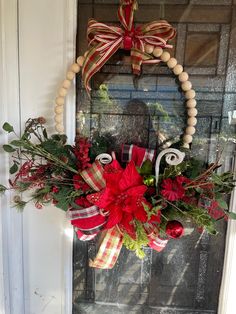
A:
<box><xmin>73</xmin><ymin>1</ymin><xmax>236</xmax><ymax>313</ymax></box>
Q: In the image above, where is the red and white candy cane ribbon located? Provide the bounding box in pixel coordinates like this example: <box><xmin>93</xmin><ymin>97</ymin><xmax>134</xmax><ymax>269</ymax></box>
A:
<box><xmin>82</xmin><ymin>0</ymin><xmax>176</xmax><ymax>93</ymax></box>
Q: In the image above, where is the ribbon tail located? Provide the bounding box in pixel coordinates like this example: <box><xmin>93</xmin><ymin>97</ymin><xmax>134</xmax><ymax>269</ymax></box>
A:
<box><xmin>131</xmin><ymin>47</ymin><xmax>153</xmax><ymax>75</ymax></box>
<box><xmin>82</xmin><ymin>41</ymin><xmax>121</xmax><ymax>95</ymax></box>
<box><xmin>89</xmin><ymin>226</ymin><xmax>123</xmax><ymax>269</ymax></box>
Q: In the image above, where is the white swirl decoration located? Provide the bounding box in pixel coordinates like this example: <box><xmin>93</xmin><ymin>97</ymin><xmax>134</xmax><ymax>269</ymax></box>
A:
<box><xmin>155</xmin><ymin>148</ymin><xmax>186</xmax><ymax>186</ymax></box>
<box><xmin>95</xmin><ymin>153</ymin><xmax>113</xmax><ymax>165</ymax></box>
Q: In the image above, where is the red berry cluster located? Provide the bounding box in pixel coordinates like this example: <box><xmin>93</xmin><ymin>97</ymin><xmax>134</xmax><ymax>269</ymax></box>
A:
<box><xmin>74</xmin><ymin>137</ymin><xmax>91</xmax><ymax>170</ymax></box>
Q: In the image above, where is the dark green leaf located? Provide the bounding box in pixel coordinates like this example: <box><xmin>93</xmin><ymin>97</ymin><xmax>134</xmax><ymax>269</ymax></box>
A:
<box><xmin>3</xmin><ymin>145</ymin><xmax>16</xmax><ymax>153</ymax></box>
<box><xmin>140</xmin><ymin>160</ymin><xmax>153</xmax><ymax>175</ymax></box>
<box><xmin>2</xmin><ymin>122</ymin><xmax>14</xmax><ymax>133</ymax></box>
<box><xmin>43</xmin><ymin>128</ymin><xmax>48</xmax><ymax>139</ymax></box>
<box><xmin>10</xmin><ymin>140</ymin><xmax>22</xmax><ymax>147</ymax></box>
<box><xmin>10</xmin><ymin>163</ymin><xmax>18</xmax><ymax>174</ymax></box>
<box><xmin>0</xmin><ymin>184</ymin><xmax>7</xmax><ymax>195</ymax></box>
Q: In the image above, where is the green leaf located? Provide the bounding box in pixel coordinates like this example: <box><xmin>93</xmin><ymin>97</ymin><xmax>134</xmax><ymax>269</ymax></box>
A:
<box><xmin>2</xmin><ymin>122</ymin><xmax>14</xmax><ymax>133</ymax></box>
<box><xmin>2</xmin><ymin>145</ymin><xmax>16</xmax><ymax>153</ymax></box>
<box><xmin>43</xmin><ymin>128</ymin><xmax>48</xmax><ymax>139</ymax></box>
<box><xmin>0</xmin><ymin>184</ymin><xmax>7</xmax><ymax>195</ymax></box>
<box><xmin>10</xmin><ymin>140</ymin><xmax>22</xmax><ymax>147</ymax></box>
<box><xmin>10</xmin><ymin>163</ymin><xmax>18</xmax><ymax>174</ymax></box>
<box><xmin>227</xmin><ymin>212</ymin><xmax>236</xmax><ymax>220</ymax></box>
<box><xmin>140</xmin><ymin>160</ymin><xmax>153</xmax><ymax>175</ymax></box>
<box><xmin>216</xmin><ymin>198</ymin><xmax>228</xmax><ymax>210</ymax></box>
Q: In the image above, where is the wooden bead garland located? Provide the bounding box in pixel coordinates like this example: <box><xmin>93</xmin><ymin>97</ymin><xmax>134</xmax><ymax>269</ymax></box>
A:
<box><xmin>54</xmin><ymin>50</ymin><xmax>198</xmax><ymax>148</ymax></box>
<box><xmin>54</xmin><ymin>56</ymin><xmax>83</xmax><ymax>133</ymax></box>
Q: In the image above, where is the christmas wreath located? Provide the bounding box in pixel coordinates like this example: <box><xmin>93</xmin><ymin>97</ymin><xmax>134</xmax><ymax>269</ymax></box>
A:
<box><xmin>0</xmin><ymin>0</ymin><xmax>235</xmax><ymax>269</ymax></box>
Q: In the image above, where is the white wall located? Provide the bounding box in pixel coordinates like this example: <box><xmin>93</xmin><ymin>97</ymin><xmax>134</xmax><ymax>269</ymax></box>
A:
<box><xmin>0</xmin><ymin>0</ymin><xmax>76</xmax><ymax>313</ymax></box>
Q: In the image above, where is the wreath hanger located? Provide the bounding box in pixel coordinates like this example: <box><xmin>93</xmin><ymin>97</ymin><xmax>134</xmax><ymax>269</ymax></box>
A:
<box><xmin>53</xmin><ymin>0</ymin><xmax>197</xmax><ymax>150</ymax></box>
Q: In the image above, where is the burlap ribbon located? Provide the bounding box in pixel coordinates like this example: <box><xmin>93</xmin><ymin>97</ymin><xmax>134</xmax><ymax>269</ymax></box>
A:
<box><xmin>82</xmin><ymin>0</ymin><xmax>176</xmax><ymax>94</ymax></box>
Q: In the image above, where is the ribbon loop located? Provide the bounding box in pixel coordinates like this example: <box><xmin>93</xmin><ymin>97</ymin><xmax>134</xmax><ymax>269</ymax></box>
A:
<box><xmin>82</xmin><ymin>1</ymin><xmax>176</xmax><ymax>94</ymax></box>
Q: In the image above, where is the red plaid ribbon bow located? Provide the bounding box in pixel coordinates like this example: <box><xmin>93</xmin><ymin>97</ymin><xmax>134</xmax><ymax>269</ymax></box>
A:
<box><xmin>82</xmin><ymin>0</ymin><xmax>176</xmax><ymax>94</ymax></box>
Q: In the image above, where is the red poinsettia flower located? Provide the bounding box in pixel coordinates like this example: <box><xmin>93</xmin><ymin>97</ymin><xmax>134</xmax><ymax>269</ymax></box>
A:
<box><xmin>87</xmin><ymin>160</ymin><xmax>149</xmax><ymax>237</ymax></box>
<box><xmin>161</xmin><ymin>176</ymin><xmax>189</xmax><ymax>202</ymax></box>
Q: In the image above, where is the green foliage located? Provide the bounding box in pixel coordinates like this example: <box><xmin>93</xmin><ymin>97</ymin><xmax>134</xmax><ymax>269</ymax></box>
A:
<box><xmin>185</xmin><ymin>206</ymin><xmax>217</xmax><ymax>235</ymax></box>
<box><xmin>143</xmin><ymin>202</ymin><xmax>161</xmax><ymax>220</ymax></box>
<box><xmin>3</xmin><ymin>145</ymin><xmax>16</xmax><ymax>153</ymax></box>
<box><xmin>184</xmin><ymin>158</ymin><xmax>206</xmax><ymax>179</ymax></box>
<box><xmin>15</xmin><ymin>181</ymin><xmax>33</xmax><ymax>192</ymax></box>
<box><xmin>9</xmin><ymin>163</ymin><xmax>18</xmax><ymax>174</ymax></box>
<box><xmin>227</xmin><ymin>212</ymin><xmax>236</xmax><ymax>220</ymax></box>
<box><xmin>162</xmin><ymin>161</ymin><xmax>189</xmax><ymax>179</ymax></box>
<box><xmin>0</xmin><ymin>184</ymin><xmax>7</xmax><ymax>195</ymax></box>
<box><xmin>123</xmin><ymin>220</ymin><xmax>149</xmax><ymax>258</ymax></box>
<box><xmin>212</xmin><ymin>172</ymin><xmax>235</xmax><ymax>194</ymax></box>
<box><xmin>139</xmin><ymin>159</ymin><xmax>153</xmax><ymax>175</ymax></box>
<box><xmin>2</xmin><ymin>122</ymin><xmax>14</xmax><ymax>133</ymax></box>
<box><xmin>98</xmin><ymin>84</ymin><xmax>113</xmax><ymax>105</ymax></box>
<box><xmin>52</xmin><ymin>186</ymin><xmax>75</xmax><ymax>211</ymax></box>
<box><xmin>13</xmin><ymin>200</ymin><xmax>27</xmax><ymax>211</ymax></box>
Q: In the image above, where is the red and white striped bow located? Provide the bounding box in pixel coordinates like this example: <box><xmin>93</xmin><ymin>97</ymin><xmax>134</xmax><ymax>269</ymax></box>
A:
<box><xmin>82</xmin><ymin>0</ymin><xmax>176</xmax><ymax>94</ymax></box>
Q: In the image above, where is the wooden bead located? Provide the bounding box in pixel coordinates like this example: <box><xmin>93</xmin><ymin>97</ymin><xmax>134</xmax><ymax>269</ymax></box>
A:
<box><xmin>153</xmin><ymin>47</ymin><xmax>163</xmax><ymax>57</ymax></box>
<box><xmin>173</xmin><ymin>64</ymin><xmax>183</xmax><ymax>75</ymax></box>
<box><xmin>55</xmin><ymin>124</ymin><xmax>64</xmax><ymax>133</ymax></box>
<box><xmin>182</xmin><ymin>143</ymin><xmax>190</xmax><ymax>149</ymax></box>
<box><xmin>66</xmin><ymin>71</ymin><xmax>75</xmax><ymax>80</ymax></box>
<box><xmin>181</xmin><ymin>81</ymin><xmax>192</xmax><ymax>91</ymax></box>
<box><xmin>70</xmin><ymin>63</ymin><xmax>81</xmax><ymax>73</ymax></box>
<box><xmin>54</xmin><ymin>106</ymin><xmax>63</xmax><ymax>114</ymax></box>
<box><xmin>183</xmin><ymin>134</ymin><xmax>193</xmax><ymax>144</ymax></box>
<box><xmin>188</xmin><ymin>108</ymin><xmax>198</xmax><ymax>117</ymax></box>
<box><xmin>145</xmin><ymin>44</ymin><xmax>154</xmax><ymax>54</ymax></box>
<box><xmin>160</xmin><ymin>51</ymin><xmax>171</xmax><ymax>62</ymax></box>
<box><xmin>185</xmin><ymin>89</ymin><xmax>196</xmax><ymax>99</ymax></box>
<box><xmin>55</xmin><ymin>97</ymin><xmax>65</xmax><ymax>106</ymax></box>
<box><xmin>77</xmin><ymin>56</ymin><xmax>85</xmax><ymax>67</ymax></box>
<box><xmin>167</xmin><ymin>58</ymin><xmax>177</xmax><ymax>69</ymax></box>
<box><xmin>58</xmin><ymin>87</ymin><xmax>67</xmax><ymax>97</ymax></box>
<box><xmin>185</xmin><ymin>126</ymin><xmax>196</xmax><ymax>135</ymax></box>
<box><xmin>178</xmin><ymin>72</ymin><xmax>189</xmax><ymax>82</ymax></box>
<box><xmin>186</xmin><ymin>99</ymin><xmax>197</xmax><ymax>108</ymax></box>
<box><xmin>54</xmin><ymin>114</ymin><xmax>63</xmax><ymax>123</ymax></box>
<box><xmin>62</xmin><ymin>79</ymin><xmax>71</xmax><ymax>89</ymax></box>
<box><xmin>187</xmin><ymin>117</ymin><xmax>197</xmax><ymax>126</ymax></box>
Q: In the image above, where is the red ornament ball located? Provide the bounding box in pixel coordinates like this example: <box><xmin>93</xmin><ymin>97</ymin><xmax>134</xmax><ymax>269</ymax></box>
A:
<box><xmin>165</xmin><ymin>220</ymin><xmax>184</xmax><ymax>239</ymax></box>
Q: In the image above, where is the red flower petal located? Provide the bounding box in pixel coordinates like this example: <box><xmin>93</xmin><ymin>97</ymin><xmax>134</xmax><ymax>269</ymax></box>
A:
<box><xmin>120</xmin><ymin>213</ymin><xmax>135</xmax><ymax>238</ymax></box>
<box><xmin>105</xmin><ymin>204</ymin><xmax>123</xmax><ymax>229</ymax></box>
<box><xmin>119</xmin><ymin>161</ymin><xmax>143</xmax><ymax>192</ymax></box>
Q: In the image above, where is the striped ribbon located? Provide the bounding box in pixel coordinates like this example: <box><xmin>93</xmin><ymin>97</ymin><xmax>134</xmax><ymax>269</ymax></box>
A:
<box><xmin>89</xmin><ymin>226</ymin><xmax>123</xmax><ymax>269</ymax></box>
<box><xmin>121</xmin><ymin>143</ymin><xmax>156</xmax><ymax>167</ymax></box>
<box><xmin>82</xmin><ymin>0</ymin><xmax>176</xmax><ymax>94</ymax></box>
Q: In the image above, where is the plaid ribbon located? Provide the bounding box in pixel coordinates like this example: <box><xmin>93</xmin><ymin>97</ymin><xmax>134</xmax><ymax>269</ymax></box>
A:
<box><xmin>82</xmin><ymin>0</ymin><xmax>176</xmax><ymax>93</ymax></box>
<box><xmin>80</xmin><ymin>160</ymin><xmax>106</xmax><ymax>191</ymax></box>
<box><xmin>89</xmin><ymin>226</ymin><xmax>123</xmax><ymax>269</ymax></box>
<box><xmin>70</xmin><ymin>205</ymin><xmax>107</xmax><ymax>235</ymax></box>
<box><xmin>121</xmin><ymin>144</ymin><xmax>156</xmax><ymax>167</ymax></box>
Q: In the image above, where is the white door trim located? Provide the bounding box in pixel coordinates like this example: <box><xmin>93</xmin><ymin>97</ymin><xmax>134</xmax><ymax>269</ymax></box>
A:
<box><xmin>0</xmin><ymin>0</ymin><xmax>77</xmax><ymax>313</ymax></box>
<box><xmin>0</xmin><ymin>0</ymin><xmax>25</xmax><ymax>313</ymax></box>
<box><xmin>218</xmin><ymin>154</ymin><xmax>236</xmax><ymax>314</ymax></box>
